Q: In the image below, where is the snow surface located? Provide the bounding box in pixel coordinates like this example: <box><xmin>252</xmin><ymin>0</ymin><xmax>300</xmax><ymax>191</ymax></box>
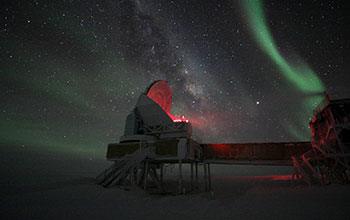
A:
<box><xmin>1</xmin><ymin>146</ymin><xmax>350</xmax><ymax>220</ymax></box>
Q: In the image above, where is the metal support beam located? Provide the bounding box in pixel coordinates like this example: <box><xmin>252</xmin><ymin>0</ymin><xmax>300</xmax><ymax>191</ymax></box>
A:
<box><xmin>208</xmin><ymin>163</ymin><xmax>212</xmax><ymax>191</ymax></box>
<box><xmin>144</xmin><ymin>160</ymin><xmax>149</xmax><ymax>190</ymax></box>
<box><xmin>195</xmin><ymin>162</ymin><xmax>199</xmax><ymax>189</ymax></box>
<box><xmin>190</xmin><ymin>162</ymin><xmax>194</xmax><ymax>191</ymax></box>
<box><xmin>204</xmin><ymin>162</ymin><xmax>208</xmax><ymax>191</ymax></box>
<box><xmin>160</xmin><ymin>163</ymin><xmax>163</xmax><ymax>184</ymax></box>
<box><xmin>149</xmin><ymin>167</ymin><xmax>163</xmax><ymax>192</ymax></box>
<box><xmin>178</xmin><ymin>159</ymin><xmax>183</xmax><ymax>194</ymax></box>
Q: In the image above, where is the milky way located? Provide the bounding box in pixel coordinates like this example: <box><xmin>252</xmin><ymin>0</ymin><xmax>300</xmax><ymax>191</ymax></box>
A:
<box><xmin>1</xmin><ymin>0</ymin><xmax>349</xmax><ymax>158</ymax></box>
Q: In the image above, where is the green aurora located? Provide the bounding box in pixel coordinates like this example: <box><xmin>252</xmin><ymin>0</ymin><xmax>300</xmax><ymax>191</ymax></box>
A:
<box><xmin>243</xmin><ymin>0</ymin><xmax>326</xmax><ymax>139</ymax></box>
<box><xmin>1</xmin><ymin>0</ymin><xmax>341</xmax><ymax>158</ymax></box>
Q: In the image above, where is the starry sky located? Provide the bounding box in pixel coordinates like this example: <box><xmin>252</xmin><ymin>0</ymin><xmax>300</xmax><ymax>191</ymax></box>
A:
<box><xmin>1</xmin><ymin>0</ymin><xmax>349</xmax><ymax>158</ymax></box>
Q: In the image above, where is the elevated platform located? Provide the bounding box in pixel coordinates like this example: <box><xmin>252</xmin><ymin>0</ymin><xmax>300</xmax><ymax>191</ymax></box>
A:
<box><xmin>204</xmin><ymin>159</ymin><xmax>293</xmax><ymax>166</ymax></box>
<box><xmin>106</xmin><ymin>138</ymin><xmax>202</xmax><ymax>162</ymax></box>
<box><xmin>106</xmin><ymin>140</ymin><xmax>311</xmax><ymax>166</ymax></box>
<box><xmin>202</xmin><ymin>142</ymin><xmax>311</xmax><ymax>166</ymax></box>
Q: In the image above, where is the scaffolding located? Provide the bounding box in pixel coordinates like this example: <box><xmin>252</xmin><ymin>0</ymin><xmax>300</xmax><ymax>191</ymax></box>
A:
<box><xmin>292</xmin><ymin>95</ymin><xmax>350</xmax><ymax>185</ymax></box>
<box><xmin>96</xmin><ymin>138</ymin><xmax>207</xmax><ymax>194</ymax></box>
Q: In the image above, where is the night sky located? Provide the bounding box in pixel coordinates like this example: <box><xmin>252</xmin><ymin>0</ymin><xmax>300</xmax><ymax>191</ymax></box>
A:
<box><xmin>1</xmin><ymin>0</ymin><xmax>349</xmax><ymax>159</ymax></box>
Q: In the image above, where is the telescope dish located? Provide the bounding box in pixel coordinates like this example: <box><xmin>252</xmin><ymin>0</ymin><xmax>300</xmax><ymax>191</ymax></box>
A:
<box><xmin>145</xmin><ymin>80</ymin><xmax>172</xmax><ymax>114</ymax></box>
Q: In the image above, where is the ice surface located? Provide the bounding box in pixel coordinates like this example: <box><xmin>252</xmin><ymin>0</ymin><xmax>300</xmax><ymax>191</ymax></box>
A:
<box><xmin>1</xmin><ymin>145</ymin><xmax>350</xmax><ymax>220</ymax></box>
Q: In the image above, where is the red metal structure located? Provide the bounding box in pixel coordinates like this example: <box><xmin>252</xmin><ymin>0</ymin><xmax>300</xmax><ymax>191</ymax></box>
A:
<box><xmin>292</xmin><ymin>95</ymin><xmax>350</xmax><ymax>185</ymax></box>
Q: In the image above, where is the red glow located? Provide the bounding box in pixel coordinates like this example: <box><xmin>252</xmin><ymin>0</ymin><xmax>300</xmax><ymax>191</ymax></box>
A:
<box><xmin>218</xmin><ymin>175</ymin><xmax>292</xmax><ymax>181</ymax></box>
<box><xmin>172</xmin><ymin>115</ymin><xmax>189</xmax><ymax>123</ymax></box>
<box><xmin>146</xmin><ymin>81</ymin><xmax>172</xmax><ymax>114</ymax></box>
<box><xmin>311</xmin><ymin>115</ymin><xmax>317</xmax><ymax>123</ymax></box>
<box><xmin>310</xmin><ymin>124</ymin><xmax>315</xmax><ymax>136</ymax></box>
<box><xmin>211</xmin><ymin>144</ymin><xmax>229</xmax><ymax>152</ymax></box>
<box><xmin>185</xmin><ymin>111</ymin><xmax>234</xmax><ymax>135</ymax></box>
<box><xmin>146</xmin><ymin>81</ymin><xmax>189</xmax><ymax>124</ymax></box>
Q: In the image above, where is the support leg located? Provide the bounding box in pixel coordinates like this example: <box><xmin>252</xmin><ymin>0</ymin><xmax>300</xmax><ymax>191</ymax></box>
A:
<box><xmin>191</xmin><ymin>162</ymin><xmax>194</xmax><ymax>191</ymax></box>
<box><xmin>132</xmin><ymin>167</ymin><xmax>138</xmax><ymax>186</ymax></box>
<box><xmin>178</xmin><ymin>160</ymin><xmax>183</xmax><ymax>194</ymax></box>
<box><xmin>160</xmin><ymin>163</ymin><xmax>163</xmax><ymax>184</ymax></box>
<box><xmin>204</xmin><ymin>162</ymin><xmax>208</xmax><ymax>191</ymax></box>
<box><xmin>195</xmin><ymin>162</ymin><xmax>199</xmax><ymax>189</ymax></box>
<box><xmin>208</xmin><ymin>163</ymin><xmax>212</xmax><ymax>191</ymax></box>
<box><xmin>144</xmin><ymin>160</ymin><xmax>149</xmax><ymax>190</ymax></box>
<box><xmin>149</xmin><ymin>167</ymin><xmax>163</xmax><ymax>192</ymax></box>
<box><xmin>137</xmin><ymin>167</ymin><xmax>145</xmax><ymax>186</ymax></box>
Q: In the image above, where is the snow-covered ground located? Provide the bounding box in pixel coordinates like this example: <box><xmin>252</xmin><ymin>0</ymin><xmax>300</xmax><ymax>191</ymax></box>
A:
<box><xmin>1</xmin><ymin>146</ymin><xmax>350</xmax><ymax>220</ymax></box>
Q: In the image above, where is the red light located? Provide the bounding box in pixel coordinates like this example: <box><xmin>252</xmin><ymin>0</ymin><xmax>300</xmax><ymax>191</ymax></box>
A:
<box><xmin>172</xmin><ymin>116</ymin><xmax>189</xmax><ymax>123</ymax></box>
<box><xmin>146</xmin><ymin>81</ymin><xmax>172</xmax><ymax>114</ymax></box>
<box><xmin>172</xmin><ymin>115</ymin><xmax>189</xmax><ymax>123</ymax></box>
<box><xmin>217</xmin><ymin>175</ymin><xmax>292</xmax><ymax>181</ymax></box>
<box><xmin>146</xmin><ymin>81</ymin><xmax>189</xmax><ymax>124</ymax></box>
